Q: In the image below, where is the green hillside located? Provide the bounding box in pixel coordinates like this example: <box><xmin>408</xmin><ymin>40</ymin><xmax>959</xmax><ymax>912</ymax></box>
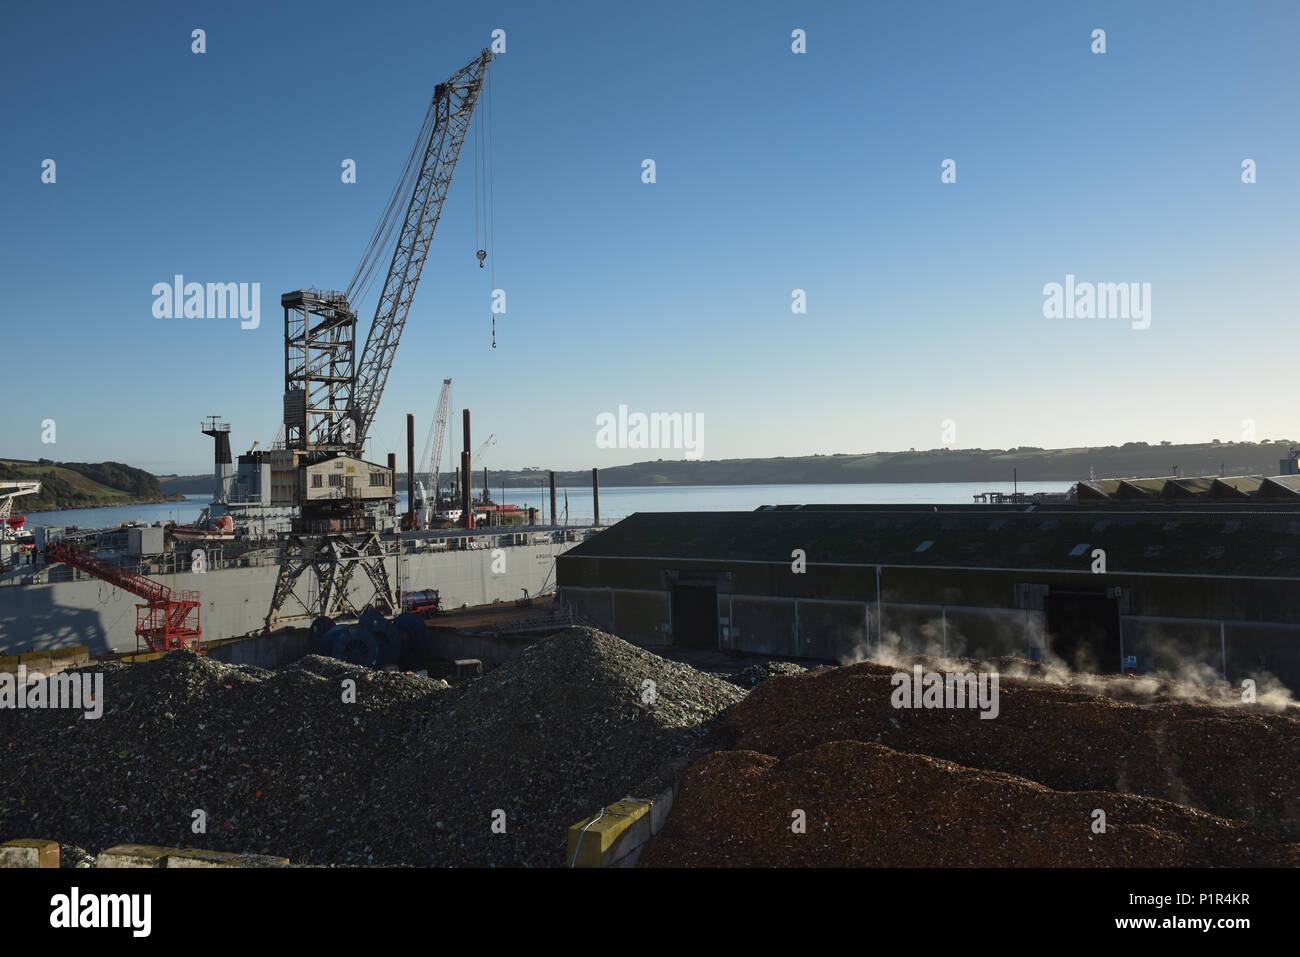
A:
<box><xmin>0</xmin><ymin>459</ymin><xmax>185</xmax><ymax>512</ymax></box>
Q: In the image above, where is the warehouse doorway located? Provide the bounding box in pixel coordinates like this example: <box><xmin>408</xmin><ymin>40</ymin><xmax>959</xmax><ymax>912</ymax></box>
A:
<box><xmin>1045</xmin><ymin>588</ymin><xmax>1121</xmax><ymax>671</ymax></box>
<box><xmin>672</xmin><ymin>584</ymin><xmax>718</xmax><ymax>649</ymax></box>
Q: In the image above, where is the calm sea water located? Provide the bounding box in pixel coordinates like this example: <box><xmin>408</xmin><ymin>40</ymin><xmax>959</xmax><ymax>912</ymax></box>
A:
<box><xmin>471</xmin><ymin>480</ymin><xmax>1076</xmax><ymax>525</ymax></box>
<box><xmin>20</xmin><ymin>482</ymin><xmax>1076</xmax><ymax>531</ymax></box>
<box><xmin>23</xmin><ymin>495</ymin><xmax>212</xmax><ymax>531</ymax></box>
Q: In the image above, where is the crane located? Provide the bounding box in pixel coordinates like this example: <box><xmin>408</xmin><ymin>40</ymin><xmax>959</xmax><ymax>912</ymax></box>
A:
<box><xmin>473</xmin><ymin>434</ymin><xmax>496</xmax><ymax>465</ymax></box>
<box><xmin>417</xmin><ymin>378</ymin><xmax>453</xmax><ymax>500</ymax></box>
<box><xmin>0</xmin><ymin>481</ymin><xmax>40</xmax><ymax>571</ymax></box>
<box><xmin>414</xmin><ymin>378</ymin><xmax>452</xmax><ymax>527</ymax></box>
<box><xmin>348</xmin><ymin>49</ymin><xmax>493</xmax><ymax>450</ymax></box>
<box><xmin>45</xmin><ymin>542</ymin><xmax>201</xmax><ymax>654</ymax></box>
<box><xmin>241</xmin><ymin>49</ymin><xmax>494</xmax><ymax>630</ymax></box>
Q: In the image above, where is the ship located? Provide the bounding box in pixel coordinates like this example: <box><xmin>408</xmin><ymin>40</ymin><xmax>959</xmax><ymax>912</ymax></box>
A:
<box><xmin>0</xmin><ymin>503</ymin><xmax>599</xmax><ymax>658</ymax></box>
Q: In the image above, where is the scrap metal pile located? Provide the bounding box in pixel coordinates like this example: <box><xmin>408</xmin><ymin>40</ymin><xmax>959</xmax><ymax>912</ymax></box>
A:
<box><xmin>640</xmin><ymin>657</ymin><xmax>1300</xmax><ymax>867</ymax></box>
<box><xmin>0</xmin><ymin>628</ymin><xmax>741</xmax><ymax>866</ymax></box>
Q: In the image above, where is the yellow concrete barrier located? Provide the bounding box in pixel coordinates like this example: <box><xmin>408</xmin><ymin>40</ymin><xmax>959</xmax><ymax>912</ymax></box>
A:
<box><xmin>17</xmin><ymin>651</ymin><xmax>52</xmax><ymax>672</ymax></box>
<box><xmin>96</xmin><ymin>844</ymin><xmax>177</xmax><ymax>868</ymax></box>
<box><xmin>120</xmin><ymin>652</ymin><xmax>166</xmax><ymax>663</ymax></box>
<box><xmin>567</xmin><ymin>799</ymin><xmax>651</xmax><ymax>868</ymax></box>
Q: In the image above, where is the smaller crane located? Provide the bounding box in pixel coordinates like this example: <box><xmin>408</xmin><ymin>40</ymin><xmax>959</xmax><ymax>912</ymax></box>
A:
<box><xmin>417</xmin><ymin>378</ymin><xmax>453</xmax><ymax>502</ymax></box>
<box><xmin>0</xmin><ymin>481</ymin><xmax>40</xmax><ymax>572</ymax></box>
<box><xmin>472</xmin><ymin>433</ymin><xmax>497</xmax><ymax>464</ymax></box>
<box><xmin>46</xmin><ymin>542</ymin><xmax>201</xmax><ymax>654</ymax></box>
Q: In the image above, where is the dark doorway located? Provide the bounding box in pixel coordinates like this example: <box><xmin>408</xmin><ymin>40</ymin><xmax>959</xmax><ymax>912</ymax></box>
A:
<box><xmin>1045</xmin><ymin>589</ymin><xmax>1121</xmax><ymax>671</ymax></box>
<box><xmin>672</xmin><ymin>585</ymin><xmax>718</xmax><ymax>649</ymax></box>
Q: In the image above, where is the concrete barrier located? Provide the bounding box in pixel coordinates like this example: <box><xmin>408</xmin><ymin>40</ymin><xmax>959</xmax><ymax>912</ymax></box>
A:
<box><xmin>0</xmin><ymin>646</ymin><xmax>92</xmax><ymax>678</ymax></box>
<box><xmin>567</xmin><ymin>786</ymin><xmax>675</xmax><ymax>868</ymax></box>
<box><xmin>2</xmin><ymin>840</ymin><xmax>292</xmax><ymax>868</ymax></box>
<box><xmin>0</xmin><ymin>839</ymin><xmax>59</xmax><ymax>868</ymax></box>
<box><xmin>96</xmin><ymin>844</ymin><xmax>177</xmax><ymax>868</ymax></box>
<box><xmin>165</xmin><ymin>848</ymin><xmax>291</xmax><ymax>868</ymax></box>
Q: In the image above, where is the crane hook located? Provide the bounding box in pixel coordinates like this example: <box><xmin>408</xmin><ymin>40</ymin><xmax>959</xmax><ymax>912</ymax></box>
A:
<box><xmin>476</xmin><ymin>249</ymin><xmax>487</xmax><ymax>268</ymax></box>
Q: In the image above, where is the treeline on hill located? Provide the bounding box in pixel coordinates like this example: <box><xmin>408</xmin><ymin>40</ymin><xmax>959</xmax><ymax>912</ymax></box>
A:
<box><xmin>166</xmin><ymin>440</ymin><xmax>1300</xmax><ymax>493</ymax></box>
<box><xmin>463</xmin><ymin>440</ymin><xmax>1300</xmax><ymax>488</ymax></box>
<box><xmin>0</xmin><ymin>460</ymin><xmax>179</xmax><ymax>511</ymax></box>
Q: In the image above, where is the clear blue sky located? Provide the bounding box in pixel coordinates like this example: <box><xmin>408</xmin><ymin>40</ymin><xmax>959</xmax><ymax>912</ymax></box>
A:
<box><xmin>2</xmin><ymin>0</ymin><xmax>1297</xmax><ymax>475</ymax></box>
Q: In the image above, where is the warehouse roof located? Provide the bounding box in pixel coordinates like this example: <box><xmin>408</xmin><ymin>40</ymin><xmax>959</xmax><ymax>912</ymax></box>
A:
<box><xmin>1075</xmin><ymin>474</ymin><xmax>1300</xmax><ymax>503</ymax></box>
<box><xmin>563</xmin><ymin>507</ymin><xmax>1300</xmax><ymax>578</ymax></box>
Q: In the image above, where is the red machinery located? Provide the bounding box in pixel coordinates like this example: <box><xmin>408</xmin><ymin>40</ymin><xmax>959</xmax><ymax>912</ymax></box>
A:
<box><xmin>45</xmin><ymin>542</ymin><xmax>202</xmax><ymax>654</ymax></box>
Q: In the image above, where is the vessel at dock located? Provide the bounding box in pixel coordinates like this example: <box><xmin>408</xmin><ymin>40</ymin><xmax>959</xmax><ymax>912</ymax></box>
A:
<box><xmin>0</xmin><ymin>521</ymin><xmax>597</xmax><ymax>657</ymax></box>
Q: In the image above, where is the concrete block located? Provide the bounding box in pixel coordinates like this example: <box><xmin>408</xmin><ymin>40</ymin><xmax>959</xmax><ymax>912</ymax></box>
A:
<box><xmin>624</xmin><ymin>786</ymin><xmax>675</xmax><ymax>837</ymax></box>
<box><xmin>96</xmin><ymin>844</ymin><xmax>177</xmax><ymax>868</ymax></box>
<box><xmin>50</xmin><ymin>646</ymin><xmax>91</xmax><ymax>670</ymax></box>
<box><xmin>17</xmin><ymin>651</ymin><xmax>52</xmax><ymax>673</ymax></box>
<box><xmin>453</xmin><ymin>658</ymin><xmax>482</xmax><ymax>676</ymax></box>
<box><xmin>567</xmin><ymin>800</ymin><xmax>650</xmax><ymax>868</ymax></box>
<box><xmin>0</xmin><ymin>838</ymin><xmax>60</xmax><ymax>868</ymax></box>
<box><xmin>166</xmin><ymin>849</ymin><xmax>290</xmax><ymax>868</ymax></box>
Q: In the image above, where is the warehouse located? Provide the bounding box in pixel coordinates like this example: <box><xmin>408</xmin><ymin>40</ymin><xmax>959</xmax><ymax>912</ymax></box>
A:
<box><xmin>557</xmin><ymin>503</ymin><xmax>1300</xmax><ymax>690</ymax></box>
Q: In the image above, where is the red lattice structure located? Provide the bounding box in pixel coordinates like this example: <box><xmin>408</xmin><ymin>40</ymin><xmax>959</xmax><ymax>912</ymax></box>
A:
<box><xmin>45</xmin><ymin>542</ymin><xmax>202</xmax><ymax>654</ymax></box>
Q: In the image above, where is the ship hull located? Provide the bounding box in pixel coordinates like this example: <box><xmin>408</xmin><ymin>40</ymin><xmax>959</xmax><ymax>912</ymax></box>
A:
<box><xmin>0</xmin><ymin>531</ymin><xmax>590</xmax><ymax>656</ymax></box>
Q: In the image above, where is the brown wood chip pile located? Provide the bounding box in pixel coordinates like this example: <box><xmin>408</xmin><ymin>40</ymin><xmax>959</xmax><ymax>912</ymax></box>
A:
<box><xmin>721</xmin><ymin>662</ymin><xmax>1300</xmax><ymax>838</ymax></box>
<box><xmin>639</xmin><ymin>741</ymin><xmax>1300</xmax><ymax>867</ymax></box>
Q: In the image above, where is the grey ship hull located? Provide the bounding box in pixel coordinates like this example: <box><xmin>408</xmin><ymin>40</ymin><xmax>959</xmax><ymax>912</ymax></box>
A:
<box><xmin>0</xmin><ymin>529</ymin><xmax>592</xmax><ymax>657</ymax></box>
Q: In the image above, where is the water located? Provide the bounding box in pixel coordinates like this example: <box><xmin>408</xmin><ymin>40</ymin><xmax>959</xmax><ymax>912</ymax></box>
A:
<box><xmin>23</xmin><ymin>495</ymin><xmax>210</xmax><ymax>531</ymax></box>
<box><xmin>19</xmin><ymin>482</ymin><xmax>1077</xmax><ymax>533</ymax></box>
<box><xmin>489</xmin><ymin>480</ymin><xmax>1078</xmax><ymax>525</ymax></box>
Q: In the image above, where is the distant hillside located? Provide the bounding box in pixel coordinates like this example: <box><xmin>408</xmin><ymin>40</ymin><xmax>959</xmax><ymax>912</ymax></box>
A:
<box><xmin>158</xmin><ymin>474</ymin><xmax>214</xmax><ymax>495</ymax></box>
<box><xmin>163</xmin><ymin>440</ymin><xmax>1300</xmax><ymax>496</ymax></box>
<box><xmin>452</xmin><ymin>441</ymin><xmax>1300</xmax><ymax>489</ymax></box>
<box><xmin>0</xmin><ymin>459</ymin><xmax>186</xmax><ymax>512</ymax></box>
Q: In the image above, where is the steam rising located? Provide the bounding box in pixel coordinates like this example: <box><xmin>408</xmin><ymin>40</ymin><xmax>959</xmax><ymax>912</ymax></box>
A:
<box><xmin>844</xmin><ymin>617</ymin><xmax>1296</xmax><ymax>712</ymax></box>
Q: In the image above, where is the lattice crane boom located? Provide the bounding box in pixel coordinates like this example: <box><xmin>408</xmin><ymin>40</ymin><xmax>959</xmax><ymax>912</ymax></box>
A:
<box><xmin>426</xmin><ymin>378</ymin><xmax>452</xmax><ymax>497</ymax></box>
<box><xmin>473</xmin><ymin>434</ymin><xmax>496</xmax><ymax>464</ymax></box>
<box><xmin>352</xmin><ymin>49</ymin><xmax>493</xmax><ymax>448</ymax></box>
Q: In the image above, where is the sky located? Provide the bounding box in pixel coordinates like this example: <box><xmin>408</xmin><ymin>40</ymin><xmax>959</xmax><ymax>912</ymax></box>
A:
<box><xmin>2</xmin><ymin>0</ymin><xmax>1298</xmax><ymax>475</ymax></box>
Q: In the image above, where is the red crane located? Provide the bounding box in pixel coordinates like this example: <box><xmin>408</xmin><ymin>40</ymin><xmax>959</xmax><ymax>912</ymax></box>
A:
<box><xmin>45</xmin><ymin>542</ymin><xmax>202</xmax><ymax>654</ymax></box>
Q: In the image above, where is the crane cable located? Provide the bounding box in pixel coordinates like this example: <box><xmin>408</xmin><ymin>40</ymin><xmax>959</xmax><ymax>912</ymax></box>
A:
<box><xmin>471</xmin><ymin>70</ymin><xmax>495</xmax><ymax>348</ymax></box>
<box><xmin>474</xmin><ymin>76</ymin><xmax>483</xmax><ymax>271</ymax></box>
<box><xmin>346</xmin><ymin>87</ymin><xmax>444</xmax><ymax>309</ymax></box>
<box><xmin>487</xmin><ymin>66</ymin><xmax>497</xmax><ymax>349</ymax></box>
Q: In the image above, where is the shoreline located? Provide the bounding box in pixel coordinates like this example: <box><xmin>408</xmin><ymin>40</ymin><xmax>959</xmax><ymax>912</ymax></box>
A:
<box><xmin>25</xmin><ymin>494</ymin><xmax>191</xmax><ymax>515</ymax></box>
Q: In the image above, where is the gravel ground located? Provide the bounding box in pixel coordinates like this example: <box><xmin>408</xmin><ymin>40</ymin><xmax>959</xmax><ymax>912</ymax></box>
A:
<box><xmin>0</xmin><ymin>628</ymin><xmax>744</xmax><ymax>866</ymax></box>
